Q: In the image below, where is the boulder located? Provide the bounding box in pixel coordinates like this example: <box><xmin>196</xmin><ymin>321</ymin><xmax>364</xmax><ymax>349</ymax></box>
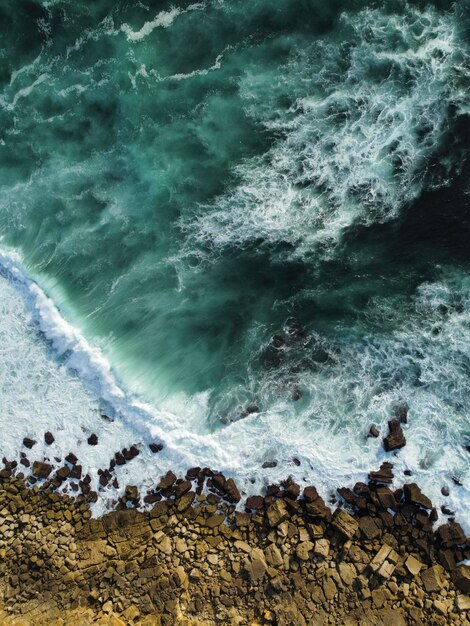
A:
<box><xmin>149</xmin><ymin>442</ymin><xmax>163</xmax><ymax>453</ymax></box>
<box><xmin>453</xmin><ymin>565</ymin><xmax>470</xmax><ymax>594</ymax></box>
<box><xmin>224</xmin><ymin>478</ymin><xmax>241</xmax><ymax>503</ymax></box>
<box><xmin>331</xmin><ymin>508</ymin><xmax>359</xmax><ymax>539</ymax></box>
<box><xmin>436</xmin><ymin>522</ymin><xmax>466</xmax><ymax>547</ymax></box>
<box><xmin>421</xmin><ymin>564</ymin><xmax>445</xmax><ymax>593</ymax></box>
<box><xmin>383</xmin><ymin>419</ymin><xmax>406</xmax><ymax>452</ymax></box>
<box><xmin>405</xmin><ymin>554</ymin><xmax>422</xmax><ymax>577</ymax></box>
<box><xmin>246</xmin><ymin>495</ymin><xmax>264</xmax><ymax>511</ymax></box>
<box><xmin>157</xmin><ymin>471</ymin><xmax>177</xmax><ymax>491</ymax></box>
<box><xmin>267</xmin><ymin>500</ymin><xmax>288</xmax><ymax>528</ymax></box>
<box><xmin>359</xmin><ymin>516</ymin><xmax>381</xmax><ymax>540</ymax></box>
<box><xmin>295</xmin><ymin>541</ymin><xmax>313</xmax><ymax>561</ymax></box>
<box><xmin>376</xmin><ymin>486</ymin><xmax>397</xmax><ymax>510</ymax></box>
<box><xmin>369</xmin><ymin>462</ymin><xmax>394</xmax><ymax>484</ymax></box>
<box><xmin>368</xmin><ymin>424</ymin><xmax>380</xmax><ymax>438</ymax></box>
<box><xmin>403</xmin><ymin>483</ymin><xmax>432</xmax><ymax>509</ymax></box>
<box><xmin>87</xmin><ymin>434</ymin><xmax>98</xmax><ymax>446</ymax></box>
<box><xmin>244</xmin><ymin>548</ymin><xmax>267</xmax><ymax>582</ymax></box>
<box><xmin>44</xmin><ymin>432</ymin><xmax>55</xmax><ymax>445</ymax></box>
<box><xmin>32</xmin><ymin>461</ymin><xmax>52</xmax><ymax>479</ymax></box>
<box><xmin>23</xmin><ymin>437</ymin><xmax>36</xmax><ymax>449</ymax></box>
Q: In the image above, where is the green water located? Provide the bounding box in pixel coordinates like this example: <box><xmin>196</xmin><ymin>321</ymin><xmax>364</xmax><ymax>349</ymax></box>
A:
<box><xmin>1</xmin><ymin>0</ymin><xmax>470</xmax><ymax>451</ymax></box>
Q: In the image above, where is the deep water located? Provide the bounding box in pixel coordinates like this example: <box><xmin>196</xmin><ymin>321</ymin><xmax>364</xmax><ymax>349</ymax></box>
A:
<box><xmin>1</xmin><ymin>0</ymin><xmax>470</xmax><ymax>514</ymax></box>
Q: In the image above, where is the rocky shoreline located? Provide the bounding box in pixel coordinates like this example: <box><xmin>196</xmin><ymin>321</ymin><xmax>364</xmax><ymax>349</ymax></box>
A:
<box><xmin>1</xmin><ymin>450</ymin><xmax>470</xmax><ymax>625</ymax></box>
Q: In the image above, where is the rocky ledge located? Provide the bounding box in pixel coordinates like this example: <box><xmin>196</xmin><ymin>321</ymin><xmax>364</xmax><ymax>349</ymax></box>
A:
<box><xmin>0</xmin><ymin>460</ymin><xmax>469</xmax><ymax>626</ymax></box>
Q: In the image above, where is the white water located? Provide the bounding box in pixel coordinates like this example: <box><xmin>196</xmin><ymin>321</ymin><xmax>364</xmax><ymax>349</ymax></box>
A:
<box><xmin>0</xmin><ymin>248</ymin><xmax>468</xmax><ymax>529</ymax></box>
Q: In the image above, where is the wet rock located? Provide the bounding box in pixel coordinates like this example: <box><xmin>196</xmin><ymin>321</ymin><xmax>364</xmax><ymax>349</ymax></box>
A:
<box><xmin>70</xmin><ymin>464</ymin><xmax>82</xmax><ymax>480</ymax></box>
<box><xmin>303</xmin><ymin>486</ymin><xmax>319</xmax><ymax>502</ymax></box>
<box><xmin>383</xmin><ymin>419</ymin><xmax>406</xmax><ymax>452</ymax></box>
<box><xmin>44</xmin><ymin>432</ymin><xmax>55</xmax><ymax>445</ymax></box>
<box><xmin>245</xmin><ymin>495</ymin><xmax>264</xmax><ymax>511</ymax></box>
<box><xmin>404</xmin><ymin>483</ymin><xmax>432</xmax><ymax>509</ymax></box>
<box><xmin>369</xmin><ymin>462</ymin><xmax>394</xmax><ymax>484</ymax></box>
<box><xmin>441</xmin><ymin>486</ymin><xmax>450</xmax><ymax>497</ymax></box>
<box><xmin>368</xmin><ymin>424</ymin><xmax>380</xmax><ymax>438</ymax></box>
<box><xmin>262</xmin><ymin>460</ymin><xmax>277</xmax><ymax>469</ymax></box>
<box><xmin>359</xmin><ymin>516</ymin><xmax>381</xmax><ymax>540</ymax></box>
<box><xmin>65</xmin><ymin>452</ymin><xmax>78</xmax><ymax>465</ymax></box>
<box><xmin>376</xmin><ymin>486</ymin><xmax>397</xmax><ymax>510</ymax></box>
<box><xmin>149</xmin><ymin>443</ymin><xmax>163</xmax><ymax>454</ymax></box>
<box><xmin>157</xmin><ymin>471</ymin><xmax>177</xmax><ymax>491</ymax></box>
<box><xmin>32</xmin><ymin>461</ymin><xmax>52</xmax><ymax>479</ymax></box>
<box><xmin>281</xmin><ymin>477</ymin><xmax>300</xmax><ymax>500</ymax></box>
<box><xmin>436</xmin><ymin>522</ymin><xmax>466</xmax><ymax>547</ymax></box>
<box><xmin>395</xmin><ymin>403</ymin><xmax>408</xmax><ymax>424</ymax></box>
<box><xmin>87</xmin><ymin>434</ymin><xmax>98</xmax><ymax>446</ymax></box>
<box><xmin>224</xmin><ymin>478</ymin><xmax>241</xmax><ymax>503</ymax></box>
<box><xmin>23</xmin><ymin>437</ymin><xmax>36</xmax><ymax>449</ymax></box>
<box><xmin>56</xmin><ymin>466</ymin><xmax>70</xmax><ymax>481</ymax></box>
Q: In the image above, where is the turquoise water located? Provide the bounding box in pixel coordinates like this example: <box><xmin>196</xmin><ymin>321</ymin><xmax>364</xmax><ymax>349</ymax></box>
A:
<box><xmin>1</xmin><ymin>0</ymin><xmax>470</xmax><ymax>505</ymax></box>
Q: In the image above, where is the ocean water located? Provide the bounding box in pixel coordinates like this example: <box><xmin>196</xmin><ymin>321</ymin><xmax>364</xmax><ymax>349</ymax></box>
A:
<box><xmin>1</xmin><ymin>0</ymin><xmax>470</xmax><ymax>523</ymax></box>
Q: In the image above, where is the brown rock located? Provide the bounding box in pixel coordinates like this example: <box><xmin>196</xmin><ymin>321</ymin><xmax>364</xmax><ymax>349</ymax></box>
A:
<box><xmin>303</xmin><ymin>486</ymin><xmax>319</xmax><ymax>502</ymax></box>
<box><xmin>421</xmin><ymin>564</ymin><xmax>445</xmax><ymax>593</ymax></box>
<box><xmin>295</xmin><ymin>541</ymin><xmax>313</xmax><ymax>561</ymax></box>
<box><xmin>267</xmin><ymin>500</ymin><xmax>288</xmax><ymax>527</ymax></box>
<box><xmin>23</xmin><ymin>437</ymin><xmax>36</xmax><ymax>449</ymax></box>
<box><xmin>87</xmin><ymin>434</ymin><xmax>98</xmax><ymax>446</ymax></box>
<box><xmin>245</xmin><ymin>548</ymin><xmax>267</xmax><ymax>582</ymax></box>
<box><xmin>405</xmin><ymin>554</ymin><xmax>422</xmax><ymax>576</ymax></box>
<box><xmin>359</xmin><ymin>516</ymin><xmax>381</xmax><ymax>540</ymax></box>
<box><xmin>224</xmin><ymin>478</ymin><xmax>241</xmax><ymax>503</ymax></box>
<box><xmin>331</xmin><ymin>508</ymin><xmax>359</xmax><ymax>539</ymax></box>
<box><xmin>383</xmin><ymin>419</ymin><xmax>406</xmax><ymax>452</ymax></box>
<box><xmin>44</xmin><ymin>432</ymin><xmax>55</xmax><ymax>445</ymax></box>
<box><xmin>453</xmin><ymin>565</ymin><xmax>470</xmax><ymax>594</ymax></box>
<box><xmin>149</xmin><ymin>442</ymin><xmax>163</xmax><ymax>453</ymax></box>
<box><xmin>436</xmin><ymin>521</ymin><xmax>466</xmax><ymax>547</ymax></box>
<box><xmin>376</xmin><ymin>486</ymin><xmax>397</xmax><ymax>510</ymax></box>
<box><xmin>246</xmin><ymin>495</ymin><xmax>264</xmax><ymax>510</ymax></box>
<box><xmin>32</xmin><ymin>461</ymin><xmax>52</xmax><ymax>479</ymax></box>
<box><xmin>157</xmin><ymin>471</ymin><xmax>177</xmax><ymax>490</ymax></box>
<box><xmin>369</xmin><ymin>462</ymin><xmax>394</xmax><ymax>484</ymax></box>
<box><xmin>403</xmin><ymin>483</ymin><xmax>432</xmax><ymax>509</ymax></box>
<box><xmin>368</xmin><ymin>424</ymin><xmax>380</xmax><ymax>438</ymax></box>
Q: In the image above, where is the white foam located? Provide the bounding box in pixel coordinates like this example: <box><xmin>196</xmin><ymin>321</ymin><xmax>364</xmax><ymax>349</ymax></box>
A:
<box><xmin>121</xmin><ymin>4</ymin><xmax>205</xmax><ymax>42</ymax></box>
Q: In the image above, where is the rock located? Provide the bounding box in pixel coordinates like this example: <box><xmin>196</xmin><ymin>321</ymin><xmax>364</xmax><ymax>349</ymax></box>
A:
<box><xmin>453</xmin><ymin>565</ymin><xmax>470</xmax><ymax>594</ymax></box>
<box><xmin>456</xmin><ymin>594</ymin><xmax>470</xmax><ymax>611</ymax></box>
<box><xmin>403</xmin><ymin>483</ymin><xmax>432</xmax><ymax>509</ymax></box>
<box><xmin>149</xmin><ymin>442</ymin><xmax>163</xmax><ymax>453</ymax></box>
<box><xmin>372</xmin><ymin>588</ymin><xmax>391</xmax><ymax>609</ymax></box>
<box><xmin>56</xmin><ymin>466</ymin><xmax>70</xmax><ymax>481</ymax></box>
<box><xmin>281</xmin><ymin>477</ymin><xmax>300</xmax><ymax>500</ymax></box>
<box><xmin>383</xmin><ymin>419</ymin><xmax>406</xmax><ymax>452</ymax></box>
<box><xmin>313</xmin><ymin>538</ymin><xmax>330</xmax><ymax>558</ymax></box>
<box><xmin>303</xmin><ymin>486</ymin><xmax>319</xmax><ymax>502</ymax></box>
<box><xmin>405</xmin><ymin>554</ymin><xmax>422</xmax><ymax>577</ymax></box>
<box><xmin>436</xmin><ymin>521</ymin><xmax>466</xmax><ymax>547</ymax></box>
<box><xmin>224</xmin><ymin>478</ymin><xmax>241</xmax><ymax>503</ymax></box>
<box><xmin>265</xmin><ymin>544</ymin><xmax>283</xmax><ymax>568</ymax></box>
<box><xmin>421</xmin><ymin>564</ymin><xmax>445</xmax><ymax>593</ymax></box>
<box><xmin>44</xmin><ymin>432</ymin><xmax>55</xmax><ymax>445</ymax></box>
<box><xmin>322</xmin><ymin>576</ymin><xmax>337</xmax><ymax>600</ymax></box>
<box><xmin>338</xmin><ymin>562</ymin><xmax>356</xmax><ymax>586</ymax></box>
<box><xmin>267</xmin><ymin>500</ymin><xmax>288</xmax><ymax>528</ymax></box>
<box><xmin>245</xmin><ymin>548</ymin><xmax>267</xmax><ymax>582</ymax></box>
<box><xmin>157</xmin><ymin>471</ymin><xmax>177</xmax><ymax>490</ymax></box>
<box><xmin>368</xmin><ymin>462</ymin><xmax>394</xmax><ymax>484</ymax></box>
<box><xmin>23</xmin><ymin>437</ymin><xmax>36</xmax><ymax>449</ymax></box>
<box><xmin>156</xmin><ymin>536</ymin><xmax>172</xmax><ymax>556</ymax></box>
<box><xmin>125</xmin><ymin>485</ymin><xmax>139</xmax><ymax>501</ymax></box>
<box><xmin>441</xmin><ymin>486</ymin><xmax>450</xmax><ymax>497</ymax></box>
<box><xmin>359</xmin><ymin>516</ymin><xmax>381</xmax><ymax>540</ymax></box>
<box><xmin>368</xmin><ymin>424</ymin><xmax>380</xmax><ymax>438</ymax></box>
<box><xmin>65</xmin><ymin>452</ymin><xmax>78</xmax><ymax>465</ymax></box>
<box><xmin>246</xmin><ymin>495</ymin><xmax>264</xmax><ymax>511</ymax></box>
<box><xmin>395</xmin><ymin>403</ymin><xmax>408</xmax><ymax>424</ymax></box>
<box><xmin>331</xmin><ymin>508</ymin><xmax>359</xmax><ymax>539</ymax></box>
<box><xmin>176</xmin><ymin>491</ymin><xmax>195</xmax><ymax>512</ymax></box>
<box><xmin>295</xmin><ymin>541</ymin><xmax>313</xmax><ymax>561</ymax></box>
<box><xmin>376</xmin><ymin>486</ymin><xmax>397</xmax><ymax>510</ymax></box>
<box><xmin>262</xmin><ymin>460</ymin><xmax>277</xmax><ymax>468</ymax></box>
<box><xmin>32</xmin><ymin>461</ymin><xmax>52</xmax><ymax>479</ymax></box>
<box><xmin>87</xmin><ymin>434</ymin><xmax>98</xmax><ymax>446</ymax></box>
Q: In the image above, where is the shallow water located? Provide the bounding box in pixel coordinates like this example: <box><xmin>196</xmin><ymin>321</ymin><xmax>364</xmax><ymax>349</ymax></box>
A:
<box><xmin>0</xmin><ymin>0</ymin><xmax>469</xmax><ymax>523</ymax></box>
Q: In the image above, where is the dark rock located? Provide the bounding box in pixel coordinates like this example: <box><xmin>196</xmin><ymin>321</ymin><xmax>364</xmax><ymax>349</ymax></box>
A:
<box><xmin>404</xmin><ymin>483</ymin><xmax>432</xmax><ymax>510</ymax></box>
<box><xmin>359</xmin><ymin>516</ymin><xmax>381</xmax><ymax>540</ymax></box>
<box><xmin>292</xmin><ymin>457</ymin><xmax>301</xmax><ymax>466</ymax></box>
<box><xmin>404</xmin><ymin>469</ymin><xmax>412</xmax><ymax>476</ymax></box>
<box><xmin>70</xmin><ymin>465</ymin><xmax>82</xmax><ymax>480</ymax></box>
<box><xmin>436</xmin><ymin>522</ymin><xmax>466</xmax><ymax>547</ymax></box>
<box><xmin>32</xmin><ymin>461</ymin><xmax>52</xmax><ymax>479</ymax></box>
<box><xmin>211</xmin><ymin>473</ymin><xmax>226</xmax><ymax>492</ymax></box>
<box><xmin>438</xmin><ymin>548</ymin><xmax>457</xmax><ymax>571</ymax></box>
<box><xmin>383</xmin><ymin>419</ymin><xmax>406</xmax><ymax>452</ymax></box>
<box><xmin>44</xmin><ymin>432</ymin><xmax>55</xmax><ymax>445</ymax></box>
<box><xmin>245</xmin><ymin>495</ymin><xmax>264</xmax><ymax>511</ymax></box>
<box><xmin>453</xmin><ymin>565</ymin><xmax>470</xmax><ymax>593</ymax></box>
<box><xmin>157</xmin><ymin>471</ymin><xmax>177</xmax><ymax>491</ymax></box>
<box><xmin>368</xmin><ymin>462</ymin><xmax>394</xmax><ymax>484</ymax></box>
<box><xmin>452</xmin><ymin>476</ymin><xmax>463</xmax><ymax>486</ymax></box>
<box><xmin>224</xmin><ymin>478</ymin><xmax>241</xmax><ymax>503</ymax></box>
<box><xmin>292</xmin><ymin>388</ymin><xmax>302</xmax><ymax>401</ymax></box>
<box><xmin>441</xmin><ymin>486</ymin><xmax>450</xmax><ymax>497</ymax></box>
<box><xmin>23</xmin><ymin>438</ymin><xmax>36</xmax><ymax>449</ymax></box>
<box><xmin>262</xmin><ymin>460</ymin><xmax>277</xmax><ymax>469</ymax></box>
<box><xmin>281</xmin><ymin>478</ymin><xmax>300</xmax><ymax>500</ymax></box>
<box><xmin>115</xmin><ymin>451</ymin><xmax>126</xmax><ymax>466</ymax></box>
<box><xmin>20</xmin><ymin>458</ymin><xmax>30</xmax><ymax>468</ymax></box>
<box><xmin>441</xmin><ymin>505</ymin><xmax>455</xmax><ymax>516</ymax></box>
<box><xmin>175</xmin><ymin>480</ymin><xmax>192</xmax><ymax>498</ymax></box>
<box><xmin>87</xmin><ymin>434</ymin><xmax>98</xmax><ymax>446</ymax></box>
<box><xmin>186</xmin><ymin>467</ymin><xmax>201</xmax><ymax>480</ymax></box>
<box><xmin>245</xmin><ymin>404</ymin><xmax>259</xmax><ymax>415</ymax></box>
<box><xmin>65</xmin><ymin>452</ymin><xmax>78</xmax><ymax>465</ymax></box>
<box><xmin>55</xmin><ymin>466</ymin><xmax>70</xmax><ymax>481</ymax></box>
<box><xmin>303</xmin><ymin>486</ymin><xmax>319</xmax><ymax>503</ymax></box>
<box><xmin>125</xmin><ymin>485</ymin><xmax>139</xmax><ymax>501</ymax></box>
<box><xmin>149</xmin><ymin>442</ymin><xmax>164</xmax><ymax>454</ymax></box>
<box><xmin>430</xmin><ymin>507</ymin><xmax>438</xmax><ymax>523</ymax></box>
<box><xmin>337</xmin><ymin>488</ymin><xmax>356</xmax><ymax>505</ymax></box>
<box><xmin>368</xmin><ymin>425</ymin><xmax>380</xmax><ymax>438</ymax></box>
<box><xmin>123</xmin><ymin>445</ymin><xmax>139</xmax><ymax>461</ymax></box>
<box><xmin>376</xmin><ymin>486</ymin><xmax>397</xmax><ymax>511</ymax></box>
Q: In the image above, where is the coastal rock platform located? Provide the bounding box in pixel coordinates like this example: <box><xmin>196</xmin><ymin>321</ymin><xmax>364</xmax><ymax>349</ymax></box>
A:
<box><xmin>0</xmin><ymin>461</ymin><xmax>469</xmax><ymax>625</ymax></box>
